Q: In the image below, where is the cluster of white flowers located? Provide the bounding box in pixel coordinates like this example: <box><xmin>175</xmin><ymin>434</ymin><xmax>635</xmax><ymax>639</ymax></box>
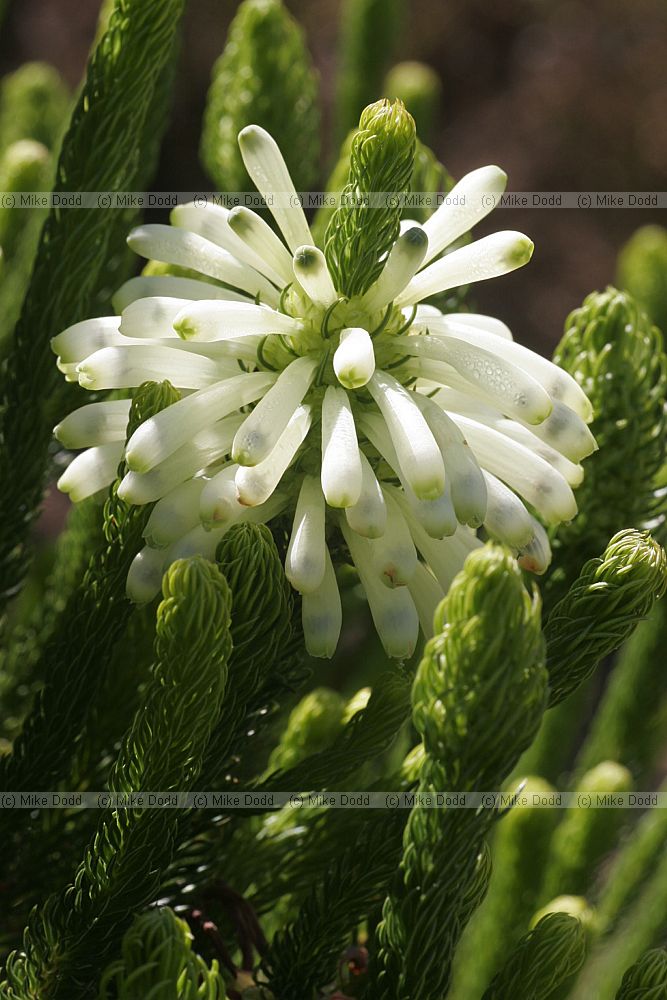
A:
<box><xmin>52</xmin><ymin>125</ymin><xmax>595</xmax><ymax>658</ymax></box>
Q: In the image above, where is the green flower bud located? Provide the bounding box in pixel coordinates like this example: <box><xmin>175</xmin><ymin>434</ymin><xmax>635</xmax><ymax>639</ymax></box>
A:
<box><xmin>549</xmin><ymin>288</ymin><xmax>667</xmax><ymax>605</ymax></box>
<box><xmin>324</xmin><ymin>99</ymin><xmax>416</xmax><ymax>296</ymax></box>
<box><xmin>617</xmin><ymin>226</ymin><xmax>667</xmax><ymax>334</ymax></box>
<box><xmin>482</xmin><ymin>913</ymin><xmax>587</xmax><ymax>1000</ymax></box>
<box><xmin>201</xmin><ymin>0</ymin><xmax>320</xmax><ymax>196</ymax></box>
<box><xmin>383</xmin><ymin>61</ymin><xmax>442</xmax><ymax>144</ymax></box>
<box><xmin>615</xmin><ymin>949</ymin><xmax>667</xmax><ymax>999</ymax></box>
<box><xmin>541</xmin><ymin>762</ymin><xmax>633</xmax><ymax>901</ymax></box>
<box><xmin>545</xmin><ymin>529</ymin><xmax>667</xmax><ymax>706</ymax></box>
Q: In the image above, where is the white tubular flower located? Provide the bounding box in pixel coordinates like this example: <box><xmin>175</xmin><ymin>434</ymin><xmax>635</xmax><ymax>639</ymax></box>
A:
<box><xmin>333</xmin><ymin>327</ymin><xmax>376</xmax><ymax>389</ymax></box>
<box><xmin>232</xmin><ymin>357</ymin><xmax>317</xmax><ymax>466</ymax></box>
<box><xmin>52</xmin><ymin>122</ymin><xmax>594</xmax><ymax>658</ymax></box>
<box><xmin>320</xmin><ymin>386</ymin><xmax>363</xmax><ymax>508</ymax></box>
<box><xmin>407</xmin><ymin>562</ymin><xmax>445</xmax><ymax>639</ymax></box>
<box><xmin>344</xmin><ymin>453</ymin><xmax>387</xmax><ymax>538</ymax></box>
<box><xmin>302</xmin><ymin>546</ymin><xmax>342</xmax><ymax>658</ymax></box>
<box><xmin>285</xmin><ymin>475</ymin><xmax>327</xmax><ymax>593</ymax></box>
<box><xmin>421</xmin><ymin>165</ymin><xmax>507</xmax><ymax>265</ymax></box>
<box><xmin>293</xmin><ymin>246</ymin><xmax>338</xmax><ymax>308</ymax></box>
<box><xmin>361</xmin><ymin>226</ymin><xmax>429</xmax><ymax>312</ymax></box>
<box><xmin>55</xmin><ymin>400</ymin><xmax>131</xmax><ymax>449</ymax></box>
<box><xmin>396</xmin><ymin>231</ymin><xmax>534</xmax><ymax>307</ymax></box>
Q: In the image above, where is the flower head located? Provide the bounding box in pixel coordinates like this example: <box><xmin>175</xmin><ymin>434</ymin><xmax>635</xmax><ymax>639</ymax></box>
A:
<box><xmin>52</xmin><ymin>106</ymin><xmax>595</xmax><ymax>659</ymax></box>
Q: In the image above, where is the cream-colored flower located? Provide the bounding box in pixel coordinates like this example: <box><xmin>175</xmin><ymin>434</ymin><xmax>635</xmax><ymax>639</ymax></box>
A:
<box><xmin>52</xmin><ymin>125</ymin><xmax>595</xmax><ymax>658</ymax></box>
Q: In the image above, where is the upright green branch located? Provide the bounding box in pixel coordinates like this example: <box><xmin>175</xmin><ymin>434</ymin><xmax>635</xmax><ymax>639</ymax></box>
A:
<box><xmin>0</xmin><ymin>382</ymin><xmax>180</xmax><ymax>799</ymax></box>
<box><xmin>547</xmin><ymin>288</ymin><xmax>667</xmax><ymax>607</ymax></box>
<box><xmin>201</xmin><ymin>0</ymin><xmax>320</xmax><ymax>196</ymax></box>
<box><xmin>615</xmin><ymin>949</ymin><xmax>667</xmax><ymax>999</ymax></box>
<box><xmin>0</xmin><ymin>557</ymin><xmax>233</xmax><ymax>999</ymax></box>
<box><xmin>0</xmin><ymin>0</ymin><xmax>186</xmax><ymax>612</ymax></box>
<box><xmin>99</xmin><ymin>907</ymin><xmax>226</xmax><ymax>999</ymax></box>
<box><xmin>481</xmin><ymin>913</ymin><xmax>586</xmax><ymax>1000</ymax></box>
<box><xmin>449</xmin><ymin>776</ymin><xmax>560</xmax><ymax>999</ymax></box>
<box><xmin>373</xmin><ymin>544</ymin><xmax>548</xmax><ymax>999</ymax></box>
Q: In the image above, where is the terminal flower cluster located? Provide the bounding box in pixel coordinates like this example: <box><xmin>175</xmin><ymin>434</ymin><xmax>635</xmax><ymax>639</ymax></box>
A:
<box><xmin>52</xmin><ymin>124</ymin><xmax>596</xmax><ymax>658</ymax></box>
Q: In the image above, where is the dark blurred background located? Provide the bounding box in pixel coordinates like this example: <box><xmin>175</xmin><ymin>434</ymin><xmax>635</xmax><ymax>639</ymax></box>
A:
<box><xmin>1</xmin><ymin>0</ymin><xmax>666</xmax><ymax>352</ymax></box>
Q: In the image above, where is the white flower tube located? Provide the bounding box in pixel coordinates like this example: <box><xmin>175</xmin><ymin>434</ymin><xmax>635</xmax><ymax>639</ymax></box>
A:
<box><xmin>143</xmin><ymin>479</ymin><xmax>206</xmax><ymax>548</ymax></box>
<box><xmin>127</xmin><ymin>224</ymin><xmax>280</xmax><ymax>305</ymax></box>
<box><xmin>170</xmin><ymin>202</ymin><xmax>286</xmax><ymax>287</ymax></box>
<box><xmin>285</xmin><ymin>475</ymin><xmax>327</xmax><ymax>593</ymax></box>
<box><xmin>440</xmin><ymin>311</ymin><xmax>513</xmax><ymax>340</ymax></box>
<box><xmin>57</xmin><ymin>442</ymin><xmax>124</xmax><ymax>501</ymax></box>
<box><xmin>443</xmin><ymin>399</ymin><xmax>584</xmax><ymax>486</ymax></box>
<box><xmin>199</xmin><ymin>465</ymin><xmax>241</xmax><ymax>527</ymax></box>
<box><xmin>367</xmin><ymin>371</ymin><xmax>446</xmax><ymax>500</ymax></box>
<box><xmin>333</xmin><ymin>327</ymin><xmax>376</xmax><ymax>389</ymax></box>
<box><xmin>320</xmin><ymin>386</ymin><xmax>362</xmax><ymax>508</ymax></box>
<box><xmin>293</xmin><ymin>245</ymin><xmax>338</xmax><ymax>308</ymax></box>
<box><xmin>432</xmin><ymin>317</ymin><xmax>593</xmax><ymax>422</ymax></box>
<box><xmin>51</xmin><ymin>317</ymin><xmax>122</xmax><ymax>364</ymax></box>
<box><xmin>407</xmin><ymin>561</ymin><xmax>445</xmax><ymax>638</ymax></box>
<box><xmin>389</xmin><ymin>487</ymin><xmax>480</xmax><ymax>592</ymax></box>
<box><xmin>421</xmin><ymin>165</ymin><xmax>508</xmax><ymax>265</ymax></box>
<box><xmin>54</xmin><ymin>399</ymin><xmax>131</xmax><ymax>448</ymax></box>
<box><xmin>119</xmin><ymin>297</ymin><xmax>191</xmax><ymax>339</ymax></box>
<box><xmin>452</xmin><ymin>414</ymin><xmax>578</xmax><ymax>524</ymax></box>
<box><xmin>125</xmin><ymin>372</ymin><xmax>274</xmax><ymax>472</ymax></box>
<box><xmin>235</xmin><ymin>404</ymin><xmax>312</xmax><ymax>506</ymax></box>
<box><xmin>113</xmin><ymin>274</ymin><xmax>249</xmax><ymax>312</ymax></box>
<box><xmin>357</xmin><ymin>411</ymin><xmax>454</xmax><ymax>537</ymax></box>
<box><xmin>341</xmin><ymin>519</ymin><xmax>419</xmax><ymax>659</ymax></box>
<box><xmin>118</xmin><ymin>415</ymin><xmax>243</xmax><ymax>504</ymax></box>
<box><xmin>396</xmin><ymin>231</ymin><xmax>534</xmax><ymax>307</ymax></box>
<box><xmin>406</xmin><ymin>484</ymin><xmax>458</xmax><ymax>539</ymax></box>
<box><xmin>431</xmin><ymin>381</ymin><xmax>595</xmax><ymax>464</ymax></box>
<box><xmin>233</xmin><ymin>357</ymin><xmax>317</xmax><ymax>466</ymax></box>
<box><xmin>520</xmin><ymin>400</ymin><xmax>597</xmax><ymax>463</ymax></box>
<box><xmin>173</xmin><ymin>300</ymin><xmax>303</xmax><ymax>342</ymax></box>
<box><xmin>344</xmin><ymin>452</ymin><xmax>387</xmax><ymax>538</ymax></box>
<box><xmin>361</xmin><ymin>226</ymin><xmax>429</xmax><ymax>312</ymax></box>
<box><xmin>126</xmin><ymin>546</ymin><xmax>167</xmax><ymax>604</ymax></box>
<box><xmin>412</xmin><ymin>392</ymin><xmax>487</xmax><ymax>528</ymax></box>
<box><xmin>302</xmin><ymin>546</ymin><xmax>342</xmax><ymax>658</ymax></box>
<box><xmin>482</xmin><ymin>470</ymin><xmax>536</xmax><ymax>549</ymax></box>
<box><xmin>238</xmin><ymin>125</ymin><xmax>313</xmax><ymax>252</ymax></box>
<box><xmin>77</xmin><ymin>345</ymin><xmax>220</xmax><ymax>391</ymax></box>
<box><xmin>227</xmin><ymin>206</ymin><xmax>296</xmax><ymax>286</ymax></box>
<box><xmin>369</xmin><ymin>490</ymin><xmax>418</xmax><ymax>587</ymax></box>
<box><xmin>403</xmin><ymin>334</ymin><xmax>553</xmax><ymax>426</ymax></box>
<box><xmin>518</xmin><ymin>518</ymin><xmax>552</xmax><ymax>575</ymax></box>
<box><xmin>165</xmin><ymin>493</ymin><xmax>288</xmax><ymax>565</ymax></box>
